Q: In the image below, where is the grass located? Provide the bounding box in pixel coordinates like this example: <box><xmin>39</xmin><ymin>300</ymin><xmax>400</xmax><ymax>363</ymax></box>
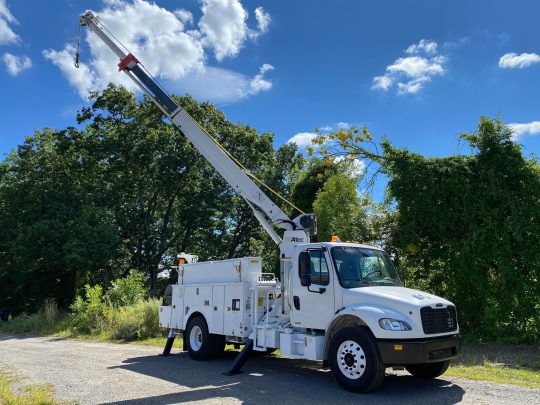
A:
<box><xmin>0</xmin><ymin>368</ymin><xmax>67</xmax><ymax>405</ymax></box>
<box><xmin>447</xmin><ymin>341</ymin><xmax>540</xmax><ymax>389</ymax></box>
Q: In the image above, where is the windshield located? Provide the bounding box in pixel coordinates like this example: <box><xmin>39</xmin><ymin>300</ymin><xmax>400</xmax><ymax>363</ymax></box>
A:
<box><xmin>330</xmin><ymin>246</ymin><xmax>401</xmax><ymax>288</ymax></box>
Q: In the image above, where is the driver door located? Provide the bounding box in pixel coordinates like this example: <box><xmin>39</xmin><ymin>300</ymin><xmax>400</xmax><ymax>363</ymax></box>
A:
<box><xmin>292</xmin><ymin>249</ymin><xmax>335</xmax><ymax>329</ymax></box>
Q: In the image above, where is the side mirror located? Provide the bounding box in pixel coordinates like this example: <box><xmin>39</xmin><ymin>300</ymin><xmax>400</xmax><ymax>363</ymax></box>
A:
<box><xmin>300</xmin><ymin>274</ymin><xmax>312</xmax><ymax>287</ymax></box>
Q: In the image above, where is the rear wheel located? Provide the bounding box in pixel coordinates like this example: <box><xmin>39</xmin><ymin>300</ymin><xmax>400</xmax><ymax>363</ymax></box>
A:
<box><xmin>329</xmin><ymin>327</ymin><xmax>385</xmax><ymax>392</ymax></box>
<box><xmin>405</xmin><ymin>361</ymin><xmax>450</xmax><ymax>378</ymax></box>
<box><xmin>185</xmin><ymin>316</ymin><xmax>216</xmax><ymax>360</ymax></box>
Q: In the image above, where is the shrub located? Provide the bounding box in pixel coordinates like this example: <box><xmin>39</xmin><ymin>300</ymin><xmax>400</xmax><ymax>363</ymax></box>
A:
<box><xmin>111</xmin><ymin>299</ymin><xmax>160</xmax><ymax>341</ymax></box>
<box><xmin>106</xmin><ymin>271</ymin><xmax>148</xmax><ymax>307</ymax></box>
<box><xmin>69</xmin><ymin>285</ymin><xmax>108</xmax><ymax>335</ymax></box>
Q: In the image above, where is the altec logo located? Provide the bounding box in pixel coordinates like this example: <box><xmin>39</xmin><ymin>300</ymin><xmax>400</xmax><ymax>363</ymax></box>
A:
<box><xmin>291</xmin><ymin>237</ymin><xmax>304</xmax><ymax>242</ymax></box>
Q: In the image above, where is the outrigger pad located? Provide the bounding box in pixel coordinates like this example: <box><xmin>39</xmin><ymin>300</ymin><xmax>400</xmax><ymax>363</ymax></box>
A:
<box><xmin>162</xmin><ymin>336</ymin><xmax>175</xmax><ymax>356</ymax></box>
<box><xmin>223</xmin><ymin>340</ymin><xmax>253</xmax><ymax>376</ymax></box>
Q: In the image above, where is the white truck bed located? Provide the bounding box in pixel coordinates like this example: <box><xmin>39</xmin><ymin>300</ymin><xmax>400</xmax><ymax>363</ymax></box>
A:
<box><xmin>159</xmin><ymin>257</ymin><xmax>278</xmax><ymax>341</ymax></box>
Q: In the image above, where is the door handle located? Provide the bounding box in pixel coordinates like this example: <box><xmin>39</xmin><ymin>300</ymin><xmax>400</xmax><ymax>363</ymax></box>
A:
<box><xmin>293</xmin><ymin>296</ymin><xmax>300</xmax><ymax>310</ymax></box>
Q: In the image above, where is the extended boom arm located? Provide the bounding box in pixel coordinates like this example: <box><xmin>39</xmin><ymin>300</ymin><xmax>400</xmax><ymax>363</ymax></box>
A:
<box><xmin>79</xmin><ymin>12</ymin><xmax>316</xmax><ymax>244</ymax></box>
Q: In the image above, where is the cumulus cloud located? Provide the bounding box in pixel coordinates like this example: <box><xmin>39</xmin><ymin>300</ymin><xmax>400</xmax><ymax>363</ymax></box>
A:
<box><xmin>43</xmin><ymin>0</ymin><xmax>273</xmax><ymax>102</ymax></box>
<box><xmin>509</xmin><ymin>121</ymin><xmax>540</xmax><ymax>140</ymax></box>
<box><xmin>0</xmin><ymin>0</ymin><xmax>18</xmax><ymax>45</ymax></box>
<box><xmin>249</xmin><ymin>63</ymin><xmax>273</xmax><ymax>94</ymax></box>
<box><xmin>198</xmin><ymin>0</ymin><xmax>270</xmax><ymax>60</ymax></box>
<box><xmin>2</xmin><ymin>52</ymin><xmax>31</xmax><ymax>76</ymax></box>
<box><xmin>499</xmin><ymin>52</ymin><xmax>540</xmax><ymax>69</ymax></box>
<box><xmin>405</xmin><ymin>39</ymin><xmax>438</xmax><ymax>55</ymax></box>
<box><xmin>288</xmin><ymin>132</ymin><xmax>317</xmax><ymax>147</ymax></box>
<box><xmin>199</xmin><ymin>0</ymin><xmax>249</xmax><ymax>61</ymax></box>
<box><xmin>372</xmin><ymin>39</ymin><xmax>447</xmax><ymax>95</ymax></box>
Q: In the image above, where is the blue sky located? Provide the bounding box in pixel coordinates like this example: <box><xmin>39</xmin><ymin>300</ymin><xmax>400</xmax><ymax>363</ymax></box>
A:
<box><xmin>1</xmin><ymin>0</ymin><xmax>539</xmax><ymax>200</ymax></box>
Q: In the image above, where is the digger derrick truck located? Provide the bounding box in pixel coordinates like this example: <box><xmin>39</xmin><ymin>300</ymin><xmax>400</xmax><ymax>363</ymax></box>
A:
<box><xmin>79</xmin><ymin>11</ymin><xmax>460</xmax><ymax>392</ymax></box>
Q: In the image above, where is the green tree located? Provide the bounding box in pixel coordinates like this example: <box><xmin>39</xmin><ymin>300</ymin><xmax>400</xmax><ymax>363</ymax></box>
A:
<box><xmin>313</xmin><ymin>174</ymin><xmax>371</xmax><ymax>242</ymax></box>
<box><xmin>312</xmin><ymin>117</ymin><xmax>540</xmax><ymax>342</ymax></box>
<box><xmin>0</xmin><ymin>83</ymin><xmax>304</xmax><ymax>307</ymax></box>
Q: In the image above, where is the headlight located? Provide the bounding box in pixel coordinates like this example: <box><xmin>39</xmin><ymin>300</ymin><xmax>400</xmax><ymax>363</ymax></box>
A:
<box><xmin>379</xmin><ymin>318</ymin><xmax>412</xmax><ymax>331</ymax></box>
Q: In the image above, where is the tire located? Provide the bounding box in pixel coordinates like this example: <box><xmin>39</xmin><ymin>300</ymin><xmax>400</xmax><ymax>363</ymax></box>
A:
<box><xmin>405</xmin><ymin>361</ymin><xmax>450</xmax><ymax>379</ymax></box>
<box><xmin>185</xmin><ymin>316</ymin><xmax>216</xmax><ymax>360</ymax></box>
<box><xmin>329</xmin><ymin>327</ymin><xmax>385</xmax><ymax>393</ymax></box>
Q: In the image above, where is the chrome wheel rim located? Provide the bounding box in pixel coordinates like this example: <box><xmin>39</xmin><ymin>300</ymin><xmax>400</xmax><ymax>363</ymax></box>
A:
<box><xmin>189</xmin><ymin>325</ymin><xmax>203</xmax><ymax>351</ymax></box>
<box><xmin>337</xmin><ymin>340</ymin><xmax>366</xmax><ymax>379</ymax></box>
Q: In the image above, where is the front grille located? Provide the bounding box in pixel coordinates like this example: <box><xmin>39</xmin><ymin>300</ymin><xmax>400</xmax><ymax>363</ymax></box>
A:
<box><xmin>420</xmin><ymin>305</ymin><xmax>458</xmax><ymax>334</ymax></box>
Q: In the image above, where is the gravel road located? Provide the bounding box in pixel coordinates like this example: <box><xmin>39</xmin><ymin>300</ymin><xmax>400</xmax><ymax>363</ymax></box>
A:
<box><xmin>1</xmin><ymin>334</ymin><xmax>538</xmax><ymax>404</ymax></box>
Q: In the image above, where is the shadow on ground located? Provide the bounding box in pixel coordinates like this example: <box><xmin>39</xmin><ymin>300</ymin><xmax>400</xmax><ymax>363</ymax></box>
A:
<box><xmin>103</xmin><ymin>350</ymin><xmax>465</xmax><ymax>404</ymax></box>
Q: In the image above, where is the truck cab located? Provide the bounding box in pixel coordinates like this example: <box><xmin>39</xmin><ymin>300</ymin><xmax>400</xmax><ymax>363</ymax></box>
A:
<box><xmin>284</xmin><ymin>241</ymin><xmax>459</xmax><ymax>390</ymax></box>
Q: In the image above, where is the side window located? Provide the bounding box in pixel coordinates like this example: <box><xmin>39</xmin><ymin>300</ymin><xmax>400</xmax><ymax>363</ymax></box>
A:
<box><xmin>308</xmin><ymin>250</ymin><xmax>329</xmax><ymax>285</ymax></box>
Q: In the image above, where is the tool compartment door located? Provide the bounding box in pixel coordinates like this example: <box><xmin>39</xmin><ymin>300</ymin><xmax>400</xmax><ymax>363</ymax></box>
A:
<box><xmin>211</xmin><ymin>286</ymin><xmax>225</xmax><ymax>334</ymax></box>
<box><xmin>224</xmin><ymin>284</ymin><xmax>245</xmax><ymax>337</ymax></box>
<box><xmin>171</xmin><ymin>285</ymin><xmax>184</xmax><ymax>329</ymax></box>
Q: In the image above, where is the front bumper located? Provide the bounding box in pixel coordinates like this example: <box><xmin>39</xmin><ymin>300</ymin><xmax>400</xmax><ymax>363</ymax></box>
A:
<box><xmin>377</xmin><ymin>334</ymin><xmax>460</xmax><ymax>365</ymax></box>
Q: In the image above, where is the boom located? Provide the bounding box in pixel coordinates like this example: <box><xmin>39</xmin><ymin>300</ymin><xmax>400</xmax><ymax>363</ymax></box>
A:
<box><xmin>79</xmin><ymin>11</ymin><xmax>315</xmax><ymax>244</ymax></box>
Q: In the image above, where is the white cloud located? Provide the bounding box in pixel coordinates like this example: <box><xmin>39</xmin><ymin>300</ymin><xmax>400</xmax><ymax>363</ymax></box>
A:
<box><xmin>199</xmin><ymin>0</ymin><xmax>248</xmax><ymax>61</ymax></box>
<box><xmin>43</xmin><ymin>45</ymin><xmax>94</xmax><ymax>98</ymax></box>
<box><xmin>0</xmin><ymin>0</ymin><xmax>18</xmax><ymax>45</ymax></box>
<box><xmin>254</xmin><ymin>7</ymin><xmax>271</xmax><ymax>33</ymax></box>
<box><xmin>406</xmin><ymin>39</ymin><xmax>438</xmax><ymax>55</ymax></box>
<box><xmin>165</xmin><ymin>64</ymin><xmax>273</xmax><ymax>103</ymax></box>
<box><xmin>509</xmin><ymin>121</ymin><xmax>540</xmax><ymax>140</ymax></box>
<box><xmin>288</xmin><ymin>132</ymin><xmax>317</xmax><ymax>147</ymax></box>
<box><xmin>174</xmin><ymin>9</ymin><xmax>194</xmax><ymax>26</ymax></box>
<box><xmin>198</xmin><ymin>1</ymin><xmax>269</xmax><ymax>61</ymax></box>
<box><xmin>372</xmin><ymin>75</ymin><xmax>393</xmax><ymax>91</ymax></box>
<box><xmin>2</xmin><ymin>52</ymin><xmax>31</xmax><ymax>76</ymax></box>
<box><xmin>249</xmin><ymin>63</ymin><xmax>274</xmax><ymax>94</ymax></box>
<box><xmin>372</xmin><ymin>39</ymin><xmax>447</xmax><ymax>95</ymax></box>
<box><xmin>43</xmin><ymin>0</ymin><xmax>273</xmax><ymax>103</ymax></box>
<box><xmin>499</xmin><ymin>52</ymin><xmax>540</xmax><ymax>69</ymax></box>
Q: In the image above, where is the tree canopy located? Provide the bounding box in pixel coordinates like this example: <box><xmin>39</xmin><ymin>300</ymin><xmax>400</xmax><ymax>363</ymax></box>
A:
<box><xmin>313</xmin><ymin>117</ymin><xmax>540</xmax><ymax>342</ymax></box>
<box><xmin>0</xmin><ymin>84</ymin><xmax>304</xmax><ymax>310</ymax></box>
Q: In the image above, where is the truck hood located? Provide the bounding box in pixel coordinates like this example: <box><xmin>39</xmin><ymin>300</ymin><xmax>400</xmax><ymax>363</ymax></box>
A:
<box><xmin>343</xmin><ymin>286</ymin><xmax>454</xmax><ymax>310</ymax></box>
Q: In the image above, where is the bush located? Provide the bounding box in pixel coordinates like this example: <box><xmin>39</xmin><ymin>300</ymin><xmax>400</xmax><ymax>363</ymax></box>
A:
<box><xmin>106</xmin><ymin>271</ymin><xmax>148</xmax><ymax>307</ymax></box>
<box><xmin>111</xmin><ymin>300</ymin><xmax>161</xmax><ymax>341</ymax></box>
<box><xmin>0</xmin><ymin>300</ymin><xmax>64</xmax><ymax>335</ymax></box>
<box><xmin>2</xmin><ymin>273</ymin><xmax>161</xmax><ymax>342</ymax></box>
<box><xmin>69</xmin><ymin>285</ymin><xmax>108</xmax><ymax>335</ymax></box>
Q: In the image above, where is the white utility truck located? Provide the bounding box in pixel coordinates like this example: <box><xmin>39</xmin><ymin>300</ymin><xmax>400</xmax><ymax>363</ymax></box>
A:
<box><xmin>79</xmin><ymin>11</ymin><xmax>460</xmax><ymax>392</ymax></box>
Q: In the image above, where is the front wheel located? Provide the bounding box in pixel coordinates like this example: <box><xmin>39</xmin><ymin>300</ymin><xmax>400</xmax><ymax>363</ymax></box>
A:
<box><xmin>329</xmin><ymin>327</ymin><xmax>385</xmax><ymax>392</ymax></box>
<box><xmin>405</xmin><ymin>361</ymin><xmax>450</xmax><ymax>378</ymax></box>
